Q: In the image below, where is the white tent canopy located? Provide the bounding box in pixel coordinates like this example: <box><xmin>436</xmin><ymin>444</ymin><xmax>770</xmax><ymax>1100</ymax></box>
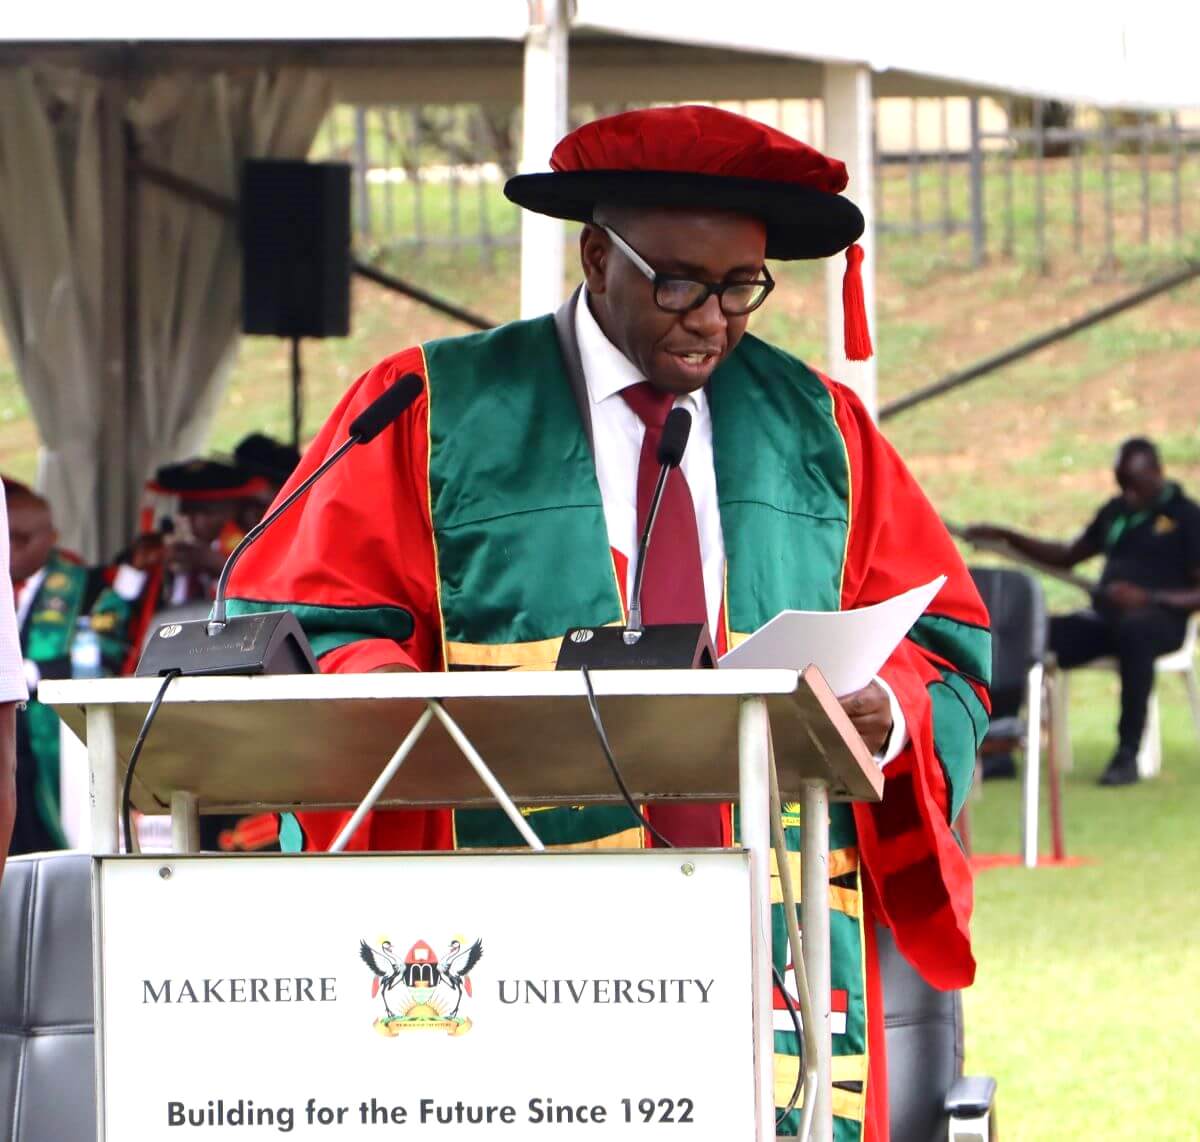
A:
<box><xmin>2</xmin><ymin>1</ymin><xmax>1197</xmax><ymax>559</ymax></box>
<box><xmin>7</xmin><ymin>1</ymin><xmax>1199</xmax><ymax>109</ymax></box>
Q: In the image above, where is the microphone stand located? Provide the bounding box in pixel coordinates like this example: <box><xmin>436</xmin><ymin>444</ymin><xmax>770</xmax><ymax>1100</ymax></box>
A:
<box><xmin>207</xmin><ymin>434</ymin><xmax>358</xmax><ymax>635</ymax></box>
<box><xmin>557</xmin><ymin>408</ymin><xmax>715</xmax><ymax>671</ymax></box>
<box><xmin>623</xmin><ymin>461</ymin><xmax>672</xmax><ymax>644</ymax></box>
<box><xmin>137</xmin><ymin>373</ymin><xmax>423</xmax><ymax>677</ymax></box>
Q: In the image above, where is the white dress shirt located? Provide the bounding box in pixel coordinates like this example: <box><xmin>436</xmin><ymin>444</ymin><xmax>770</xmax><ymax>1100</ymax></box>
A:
<box><xmin>573</xmin><ymin>289</ymin><xmax>908</xmax><ymax>765</ymax></box>
<box><xmin>0</xmin><ymin>486</ymin><xmax>30</xmax><ymax>702</ymax></box>
<box><xmin>575</xmin><ymin>288</ymin><xmax>727</xmax><ymax>640</ymax></box>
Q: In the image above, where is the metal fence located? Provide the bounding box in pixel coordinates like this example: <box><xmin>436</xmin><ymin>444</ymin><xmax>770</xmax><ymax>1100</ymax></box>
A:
<box><xmin>315</xmin><ymin>106</ymin><xmax>520</xmax><ymax>265</ymax></box>
<box><xmin>876</xmin><ymin>98</ymin><xmax>1199</xmax><ymax>274</ymax></box>
<box><xmin>319</xmin><ymin>99</ymin><xmax>1200</xmax><ymax>277</ymax></box>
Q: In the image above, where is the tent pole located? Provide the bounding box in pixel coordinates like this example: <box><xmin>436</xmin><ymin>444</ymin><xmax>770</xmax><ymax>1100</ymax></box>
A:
<box><xmin>98</xmin><ymin>59</ymin><xmax>133</xmax><ymax>561</ymax></box>
<box><xmin>518</xmin><ymin>0</ymin><xmax>570</xmax><ymax>318</ymax></box>
<box><xmin>822</xmin><ymin>64</ymin><xmax>878</xmax><ymax>418</ymax></box>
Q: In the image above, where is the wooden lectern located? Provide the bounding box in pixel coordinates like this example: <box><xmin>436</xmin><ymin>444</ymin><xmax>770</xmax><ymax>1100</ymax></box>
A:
<box><xmin>44</xmin><ymin>667</ymin><xmax>880</xmax><ymax>1142</ymax></box>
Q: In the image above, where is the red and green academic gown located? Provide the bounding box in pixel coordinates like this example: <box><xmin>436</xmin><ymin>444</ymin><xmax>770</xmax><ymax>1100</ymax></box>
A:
<box><xmin>227</xmin><ymin>316</ymin><xmax>990</xmax><ymax>1142</ymax></box>
<box><xmin>13</xmin><ymin>551</ymin><xmax>136</xmax><ymax>850</ymax></box>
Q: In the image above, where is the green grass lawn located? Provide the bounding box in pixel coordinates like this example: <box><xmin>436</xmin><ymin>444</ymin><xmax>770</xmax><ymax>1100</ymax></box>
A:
<box><xmin>964</xmin><ymin>671</ymin><xmax>1200</xmax><ymax>1138</ymax></box>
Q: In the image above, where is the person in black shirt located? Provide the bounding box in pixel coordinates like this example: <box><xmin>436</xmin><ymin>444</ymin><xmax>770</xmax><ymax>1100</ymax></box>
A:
<box><xmin>967</xmin><ymin>438</ymin><xmax>1200</xmax><ymax>786</ymax></box>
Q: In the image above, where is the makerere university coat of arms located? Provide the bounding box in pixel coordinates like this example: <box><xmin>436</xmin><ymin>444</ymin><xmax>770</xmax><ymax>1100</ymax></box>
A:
<box><xmin>359</xmin><ymin>936</ymin><xmax>484</xmax><ymax>1036</ymax></box>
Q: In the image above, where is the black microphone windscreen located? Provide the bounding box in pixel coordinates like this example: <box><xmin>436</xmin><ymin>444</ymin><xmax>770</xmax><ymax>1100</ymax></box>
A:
<box><xmin>349</xmin><ymin>373</ymin><xmax>423</xmax><ymax>444</ymax></box>
<box><xmin>658</xmin><ymin>406</ymin><xmax>692</xmax><ymax>468</ymax></box>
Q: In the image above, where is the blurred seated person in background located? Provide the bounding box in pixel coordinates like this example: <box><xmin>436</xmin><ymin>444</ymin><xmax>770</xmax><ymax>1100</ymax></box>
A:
<box><xmin>117</xmin><ymin>449</ymin><xmax>298</xmax><ymax>668</ymax></box>
<box><xmin>232</xmin><ymin>433</ymin><xmax>301</xmax><ymax>533</ymax></box>
<box><xmin>151</xmin><ymin>459</ymin><xmax>265</xmax><ymax>604</ymax></box>
<box><xmin>1</xmin><ymin>481</ymin><xmax>27</xmax><ymax>883</ymax></box>
<box><xmin>967</xmin><ymin>438</ymin><xmax>1200</xmax><ymax>787</ymax></box>
<box><xmin>139</xmin><ymin>441</ymin><xmax>299</xmax><ymax>853</ymax></box>
<box><xmin>3</xmin><ymin>477</ymin><xmax>138</xmax><ymax>852</ymax></box>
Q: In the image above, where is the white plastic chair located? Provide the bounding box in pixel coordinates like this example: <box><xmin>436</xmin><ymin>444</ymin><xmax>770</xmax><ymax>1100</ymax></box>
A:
<box><xmin>1049</xmin><ymin>612</ymin><xmax>1200</xmax><ymax>778</ymax></box>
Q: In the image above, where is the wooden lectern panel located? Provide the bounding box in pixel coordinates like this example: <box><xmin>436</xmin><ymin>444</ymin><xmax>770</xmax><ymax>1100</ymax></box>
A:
<box><xmin>43</xmin><ymin>668</ymin><xmax>880</xmax><ymax>815</ymax></box>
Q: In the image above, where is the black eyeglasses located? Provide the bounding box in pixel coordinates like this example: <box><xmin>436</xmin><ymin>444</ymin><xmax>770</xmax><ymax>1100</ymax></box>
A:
<box><xmin>601</xmin><ymin>225</ymin><xmax>774</xmax><ymax>317</ymax></box>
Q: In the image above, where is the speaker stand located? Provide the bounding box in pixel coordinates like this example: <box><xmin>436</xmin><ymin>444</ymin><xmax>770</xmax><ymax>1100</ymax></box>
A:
<box><xmin>290</xmin><ymin>335</ymin><xmax>303</xmax><ymax>449</ymax></box>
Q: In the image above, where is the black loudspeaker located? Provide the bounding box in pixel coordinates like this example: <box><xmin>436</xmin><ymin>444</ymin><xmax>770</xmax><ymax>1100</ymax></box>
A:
<box><xmin>241</xmin><ymin>159</ymin><xmax>352</xmax><ymax>338</ymax></box>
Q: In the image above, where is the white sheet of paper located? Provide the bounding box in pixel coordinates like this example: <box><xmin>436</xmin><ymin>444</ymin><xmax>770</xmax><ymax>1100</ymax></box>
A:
<box><xmin>718</xmin><ymin>575</ymin><xmax>947</xmax><ymax>695</ymax></box>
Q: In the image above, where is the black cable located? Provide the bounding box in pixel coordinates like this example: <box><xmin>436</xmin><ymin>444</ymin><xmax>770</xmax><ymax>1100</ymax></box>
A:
<box><xmin>773</xmin><ymin>965</ymin><xmax>805</xmax><ymax>1124</ymax></box>
<box><xmin>121</xmin><ymin>670</ymin><xmax>181</xmax><ymax>854</ymax></box>
<box><xmin>580</xmin><ymin>665</ymin><xmax>674</xmax><ymax>849</ymax></box>
<box><xmin>579</xmin><ymin>666</ymin><xmax>804</xmax><ymax>1125</ymax></box>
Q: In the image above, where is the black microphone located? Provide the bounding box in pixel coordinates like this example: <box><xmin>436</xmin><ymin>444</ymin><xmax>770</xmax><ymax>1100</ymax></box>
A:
<box><xmin>626</xmin><ymin>406</ymin><xmax>692</xmax><ymax>638</ymax></box>
<box><xmin>349</xmin><ymin>373</ymin><xmax>422</xmax><ymax>443</ymax></box>
<box><xmin>556</xmin><ymin>403</ymin><xmax>715</xmax><ymax>670</ymax></box>
<box><xmin>136</xmin><ymin>374</ymin><xmax>423</xmax><ymax>677</ymax></box>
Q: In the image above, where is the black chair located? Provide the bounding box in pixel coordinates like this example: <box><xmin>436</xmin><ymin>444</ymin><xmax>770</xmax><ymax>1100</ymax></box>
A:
<box><xmin>0</xmin><ymin>852</ymin><xmax>97</xmax><ymax>1142</ymax></box>
<box><xmin>968</xmin><ymin>566</ymin><xmax>1060</xmax><ymax>867</ymax></box>
<box><xmin>881</xmin><ymin>923</ymin><xmax>996</xmax><ymax>1142</ymax></box>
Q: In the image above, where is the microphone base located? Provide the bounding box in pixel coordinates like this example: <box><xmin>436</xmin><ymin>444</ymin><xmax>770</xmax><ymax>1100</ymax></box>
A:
<box><xmin>555</xmin><ymin>623</ymin><xmax>716</xmax><ymax>670</ymax></box>
<box><xmin>135</xmin><ymin>610</ymin><xmax>319</xmax><ymax>677</ymax></box>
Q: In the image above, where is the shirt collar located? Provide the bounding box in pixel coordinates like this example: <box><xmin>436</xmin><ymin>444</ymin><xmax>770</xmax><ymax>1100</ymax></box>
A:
<box><xmin>574</xmin><ymin>287</ymin><xmax>705</xmax><ymax>416</ymax></box>
<box><xmin>575</xmin><ymin>287</ymin><xmax>644</xmax><ymax>405</ymax></box>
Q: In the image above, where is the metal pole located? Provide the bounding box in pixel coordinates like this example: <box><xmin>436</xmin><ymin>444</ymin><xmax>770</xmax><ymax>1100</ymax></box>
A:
<box><xmin>353</xmin><ymin>106</ymin><xmax>371</xmax><ymax>241</ymax></box>
<box><xmin>519</xmin><ymin>0</ymin><xmax>570</xmax><ymax>317</ymax></box>
<box><xmin>737</xmin><ymin>697</ymin><xmax>777</xmax><ymax>1142</ymax></box>
<box><xmin>427</xmin><ymin>702</ymin><xmax>546</xmax><ymax>851</ymax></box>
<box><xmin>1003</xmin><ymin>97</ymin><xmax>1015</xmax><ymax>258</ymax></box>
<box><xmin>939</xmin><ymin>97</ymin><xmax>952</xmax><ymax>240</ymax></box>
<box><xmin>1140</xmin><ymin>111</ymin><xmax>1152</xmax><ymax>247</ymax></box>
<box><xmin>170</xmin><ymin>791</ymin><xmax>200</xmax><ymax>854</ymax></box>
<box><xmin>329</xmin><ymin>706</ymin><xmax>436</xmax><ymax>853</ymax></box>
<box><xmin>879</xmin><ymin>260</ymin><xmax>1200</xmax><ymax>420</ymax></box>
<box><xmin>968</xmin><ymin>96</ymin><xmax>986</xmax><ymax>267</ymax></box>
<box><xmin>479</xmin><ymin>169</ymin><xmax>494</xmax><ymax>269</ymax></box>
<box><xmin>410</xmin><ymin>109</ymin><xmax>425</xmax><ymax>253</ymax></box>
<box><xmin>872</xmin><ymin>98</ymin><xmax>884</xmax><ymax>234</ymax></box>
<box><xmin>1033</xmin><ymin>98</ymin><xmax>1046</xmax><ymax>273</ymax></box>
<box><xmin>908</xmin><ymin>98</ymin><xmax>921</xmax><ymax>235</ymax></box>
<box><xmin>1102</xmin><ymin>111</ymin><xmax>1116</xmax><ymax>274</ymax></box>
<box><xmin>801</xmin><ymin>779</ymin><xmax>833</xmax><ymax>1142</ymax></box>
<box><xmin>383</xmin><ymin>107</ymin><xmax>396</xmax><ymax>244</ymax></box>
<box><xmin>289</xmin><ymin>336</ymin><xmax>303</xmax><ymax>449</ymax></box>
<box><xmin>88</xmin><ymin>705</ymin><xmax>120</xmax><ymax>854</ymax></box>
<box><xmin>352</xmin><ymin>258</ymin><xmax>495</xmax><ymax>329</ymax></box>
<box><xmin>98</xmin><ymin>68</ymin><xmax>131</xmax><ymax>563</ymax></box>
<box><xmin>1071</xmin><ymin>107</ymin><xmax>1084</xmax><ymax>255</ymax></box>
<box><xmin>1021</xmin><ymin>662</ymin><xmax>1044</xmax><ymax>868</ymax></box>
<box><xmin>1171</xmin><ymin>112</ymin><xmax>1183</xmax><ymax>244</ymax></box>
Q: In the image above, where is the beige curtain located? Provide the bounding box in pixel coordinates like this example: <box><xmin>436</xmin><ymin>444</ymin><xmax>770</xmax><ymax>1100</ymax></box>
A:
<box><xmin>0</xmin><ymin>63</ymin><xmax>331</xmax><ymax>559</ymax></box>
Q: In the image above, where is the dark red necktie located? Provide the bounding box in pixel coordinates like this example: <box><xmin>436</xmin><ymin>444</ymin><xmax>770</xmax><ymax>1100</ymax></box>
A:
<box><xmin>620</xmin><ymin>382</ymin><xmax>707</xmax><ymax>628</ymax></box>
<box><xmin>621</xmin><ymin>382</ymin><xmax>722</xmax><ymax>848</ymax></box>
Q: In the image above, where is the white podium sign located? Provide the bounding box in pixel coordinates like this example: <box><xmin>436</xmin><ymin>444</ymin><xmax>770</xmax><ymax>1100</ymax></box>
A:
<box><xmin>96</xmin><ymin>851</ymin><xmax>756</xmax><ymax>1140</ymax></box>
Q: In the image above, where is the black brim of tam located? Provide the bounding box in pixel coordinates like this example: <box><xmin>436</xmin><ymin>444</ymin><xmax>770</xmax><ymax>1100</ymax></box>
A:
<box><xmin>504</xmin><ymin>170</ymin><xmax>864</xmax><ymax>260</ymax></box>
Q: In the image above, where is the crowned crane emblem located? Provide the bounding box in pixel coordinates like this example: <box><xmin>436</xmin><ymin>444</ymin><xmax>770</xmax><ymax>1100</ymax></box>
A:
<box><xmin>358</xmin><ymin>934</ymin><xmax>484</xmax><ymax>1037</ymax></box>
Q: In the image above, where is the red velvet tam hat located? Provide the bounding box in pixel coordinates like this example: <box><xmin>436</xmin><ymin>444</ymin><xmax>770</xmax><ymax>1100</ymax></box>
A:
<box><xmin>504</xmin><ymin>104</ymin><xmax>864</xmax><ymax>260</ymax></box>
<box><xmin>148</xmin><ymin>459</ymin><xmax>270</xmax><ymax>504</ymax></box>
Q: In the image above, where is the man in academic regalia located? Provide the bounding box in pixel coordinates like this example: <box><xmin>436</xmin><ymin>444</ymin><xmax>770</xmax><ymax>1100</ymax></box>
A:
<box><xmin>4</xmin><ymin>478</ymin><xmax>138</xmax><ymax>852</ymax></box>
<box><xmin>227</xmin><ymin>106</ymin><xmax>990</xmax><ymax>1140</ymax></box>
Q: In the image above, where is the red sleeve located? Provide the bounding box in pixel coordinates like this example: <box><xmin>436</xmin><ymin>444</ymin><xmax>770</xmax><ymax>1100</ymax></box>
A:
<box><xmin>825</xmin><ymin>375</ymin><xmax>990</xmax><ymax>991</ymax></box>
<box><xmin>227</xmin><ymin>347</ymin><xmax>444</xmax><ymax>672</ymax></box>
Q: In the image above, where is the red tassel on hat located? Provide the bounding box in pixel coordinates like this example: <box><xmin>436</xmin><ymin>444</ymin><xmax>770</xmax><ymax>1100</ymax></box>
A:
<box><xmin>842</xmin><ymin>243</ymin><xmax>873</xmax><ymax>361</ymax></box>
